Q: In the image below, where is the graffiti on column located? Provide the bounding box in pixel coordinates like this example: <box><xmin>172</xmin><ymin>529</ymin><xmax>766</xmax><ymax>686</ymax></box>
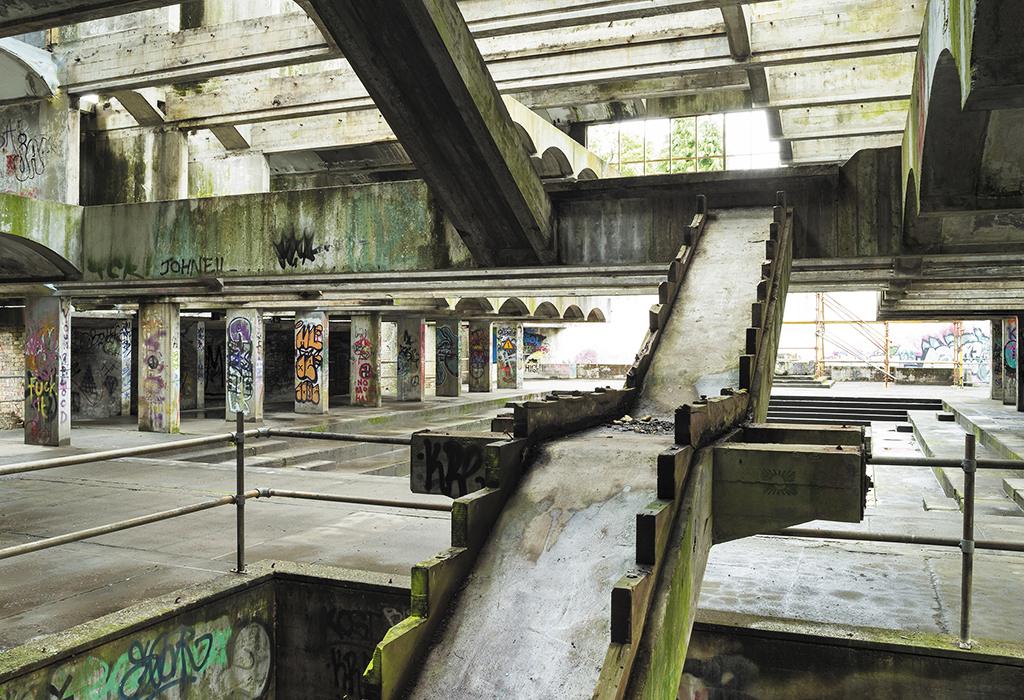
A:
<box><xmin>496</xmin><ymin>326</ymin><xmax>517</xmax><ymax>384</ymax></box>
<box><xmin>1006</xmin><ymin>321</ymin><xmax>1018</xmax><ymax>371</ymax></box>
<box><xmin>468</xmin><ymin>326</ymin><xmax>488</xmax><ymax>380</ymax></box>
<box><xmin>398</xmin><ymin>328</ymin><xmax>421</xmax><ymax>387</ymax></box>
<box><xmin>436</xmin><ymin>325</ymin><xmax>458</xmax><ymax>385</ymax></box>
<box><xmin>24</xmin><ymin>320</ymin><xmax>58</xmax><ymax>442</ymax></box>
<box><xmin>141</xmin><ymin>314</ymin><xmax>167</xmax><ymax>431</ymax></box>
<box><xmin>295</xmin><ymin>319</ymin><xmax>325</xmax><ymax>405</ymax></box>
<box><xmin>119</xmin><ymin>322</ymin><xmax>132</xmax><ymax>414</ymax></box>
<box><xmin>353</xmin><ymin>330</ymin><xmax>375</xmax><ymax>404</ymax></box>
<box><xmin>226</xmin><ymin>317</ymin><xmax>254</xmax><ymax>415</ymax></box>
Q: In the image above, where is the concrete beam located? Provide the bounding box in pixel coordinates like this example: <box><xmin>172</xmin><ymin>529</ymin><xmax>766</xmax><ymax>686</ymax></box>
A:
<box><xmin>0</xmin><ymin>0</ymin><xmax>177</xmax><ymax>37</ymax></box>
<box><xmin>297</xmin><ymin>0</ymin><xmax>554</xmax><ymax>266</ymax></box>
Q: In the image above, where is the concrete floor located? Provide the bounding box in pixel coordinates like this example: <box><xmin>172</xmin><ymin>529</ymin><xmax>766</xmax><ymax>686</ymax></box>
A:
<box><xmin>0</xmin><ymin>381</ymin><xmax>605</xmax><ymax>650</ymax></box>
<box><xmin>702</xmin><ymin>383</ymin><xmax>1024</xmax><ymax>650</ymax></box>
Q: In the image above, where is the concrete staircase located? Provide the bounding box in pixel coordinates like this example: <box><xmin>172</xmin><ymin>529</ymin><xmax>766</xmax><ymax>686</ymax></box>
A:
<box><xmin>161</xmin><ymin>397</ymin><xmax>527</xmax><ymax>475</ymax></box>
<box><xmin>768</xmin><ymin>395</ymin><xmax>942</xmax><ymax>425</ymax></box>
<box><xmin>772</xmin><ymin>374</ymin><xmax>834</xmax><ymax>388</ymax></box>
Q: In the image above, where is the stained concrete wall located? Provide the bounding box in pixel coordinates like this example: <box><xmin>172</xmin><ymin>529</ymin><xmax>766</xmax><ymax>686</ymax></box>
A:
<box><xmin>684</xmin><ymin>622</ymin><xmax>1024</xmax><ymax>699</ymax></box>
<box><xmin>0</xmin><ymin>309</ymin><xmax>24</xmax><ymax>429</ymax></box>
<box><xmin>0</xmin><ymin>562</ymin><xmax>411</xmax><ymax>700</ymax></box>
<box><xmin>81</xmin><ymin>181</ymin><xmax>472</xmax><ymax>282</ymax></box>
<box><xmin>0</xmin><ymin>95</ymin><xmax>79</xmax><ymax>204</ymax></box>
<box><xmin>70</xmin><ymin>322</ymin><xmax>130</xmax><ymax>418</ymax></box>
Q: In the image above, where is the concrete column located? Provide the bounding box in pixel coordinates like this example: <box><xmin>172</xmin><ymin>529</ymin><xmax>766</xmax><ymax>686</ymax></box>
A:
<box><xmin>468</xmin><ymin>320</ymin><xmax>492</xmax><ymax>392</ymax></box>
<box><xmin>1017</xmin><ymin>314</ymin><xmax>1023</xmax><ymax>413</ymax></box>
<box><xmin>70</xmin><ymin>321</ymin><xmax>131</xmax><ymax>419</ymax></box>
<box><xmin>990</xmin><ymin>320</ymin><xmax>1004</xmax><ymax>401</ymax></box>
<box><xmin>1003</xmin><ymin>318</ymin><xmax>1017</xmax><ymax>406</ymax></box>
<box><xmin>138</xmin><ymin>302</ymin><xmax>181</xmax><ymax>433</ymax></box>
<box><xmin>295</xmin><ymin>311</ymin><xmax>329</xmax><ymax>414</ymax></box>
<box><xmin>23</xmin><ymin>297</ymin><xmax>71</xmax><ymax>446</ymax></box>
<box><xmin>351</xmin><ymin>313</ymin><xmax>382</xmax><ymax>407</ymax></box>
<box><xmin>495</xmin><ymin>323</ymin><xmax>524</xmax><ymax>389</ymax></box>
<box><xmin>225</xmin><ymin>309</ymin><xmax>264</xmax><ymax>421</ymax></box>
<box><xmin>118</xmin><ymin>320</ymin><xmax>132</xmax><ymax>416</ymax></box>
<box><xmin>180</xmin><ymin>319</ymin><xmax>206</xmax><ymax>411</ymax></box>
<box><xmin>435</xmin><ymin>318</ymin><xmax>461</xmax><ymax>397</ymax></box>
<box><xmin>397</xmin><ymin>317</ymin><xmax>425</xmax><ymax>402</ymax></box>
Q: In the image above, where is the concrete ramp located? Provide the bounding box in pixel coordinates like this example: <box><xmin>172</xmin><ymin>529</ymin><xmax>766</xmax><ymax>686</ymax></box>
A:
<box><xmin>638</xmin><ymin>208</ymin><xmax>772</xmax><ymax>416</ymax></box>
<box><xmin>402</xmin><ymin>206</ymin><xmax>778</xmax><ymax>698</ymax></box>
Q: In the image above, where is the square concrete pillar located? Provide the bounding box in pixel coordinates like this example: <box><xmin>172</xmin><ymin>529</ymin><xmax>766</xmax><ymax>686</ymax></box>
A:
<box><xmin>71</xmin><ymin>321</ymin><xmax>131</xmax><ymax>419</ymax></box>
<box><xmin>181</xmin><ymin>319</ymin><xmax>206</xmax><ymax>411</ymax></box>
<box><xmin>24</xmin><ymin>297</ymin><xmax>71</xmax><ymax>446</ymax></box>
<box><xmin>138</xmin><ymin>302</ymin><xmax>181</xmax><ymax>433</ymax></box>
<box><xmin>295</xmin><ymin>311</ymin><xmax>329</xmax><ymax>414</ymax></box>
<box><xmin>225</xmin><ymin>309</ymin><xmax>264</xmax><ymax>421</ymax></box>
<box><xmin>397</xmin><ymin>317</ymin><xmax>425</xmax><ymax>402</ymax></box>
<box><xmin>117</xmin><ymin>320</ymin><xmax>132</xmax><ymax>416</ymax></box>
<box><xmin>435</xmin><ymin>318</ymin><xmax>461</xmax><ymax>397</ymax></box>
<box><xmin>1003</xmin><ymin>318</ymin><xmax>1017</xmax><ymax>406</ymax></box>
<box><xmin>991</xmin><ymin>319</ymin><xmax>1004</xmax><ymax>401</ymax></box>
<box><xmin>468</xmin><ymin>320</ymin><xmax>491</xmax><ymax>392</ymax></box>
<box><xmin>496</xmin><ymin>323</ymin><xmax>524</xmax><ymax>389</ymax></box>
<box><xmin>351</xmin><ymin>313</ymin><xmax>382</xmax><ymax>407</ymax></box>
<box><xmin>1017</xmin><ymin>314</ymin><xmax>1023</xmax><ymax>413</ymax></box>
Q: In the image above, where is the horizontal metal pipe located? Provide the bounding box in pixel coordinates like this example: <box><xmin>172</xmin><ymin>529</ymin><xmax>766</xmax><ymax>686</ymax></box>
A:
<box><xmin>867</xmin><ymin>456</ymin><xmax>1024</xmax><ymax>470</ymax></box>
<box><xmin>0</xmin><ymin>429</ymin><xmax>268</xmax><ymax>476</ymax></box>
<box><xmin>265</xmin><ymin>429</ymin><xmax>412</xmax><ymax>446</ymax></box>
<box><xmin>0</xmin><ymin>491</ymin><xmax>259</xmax><ymax>561</ymax></box>
<box><xmin>263</xmin><ymin>488</ymin><xmax>451</xmax><ymax>512</ymax></box>
<box><xmin>772</xmin><ymin>528</ymin><xmax>1024</xmax><ymax>553</ymax></box>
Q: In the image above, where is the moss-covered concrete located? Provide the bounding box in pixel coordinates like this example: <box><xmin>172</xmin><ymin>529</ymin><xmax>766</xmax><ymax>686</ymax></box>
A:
<box><xmin>0</xmin><ymin>192</ymin><xmax>82</xmax><ymax>279</ymax></box>
<box><xmin>80</xmin><ymin>180</ymin><xmax>472</xmax><ymax>281</ymax></box>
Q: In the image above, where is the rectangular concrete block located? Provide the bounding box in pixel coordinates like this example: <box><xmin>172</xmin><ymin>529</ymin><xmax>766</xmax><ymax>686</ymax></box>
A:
<box><xmin>138</xmin><ymin>302</ymin><xmax>181</xmax><ymax>433</ymax></box>
<box><xmin>657</xmin><ymin>445</ymin><xmax>693</xmax><ymax>501</ymax></box>
<box><xmin>410</xmin><ymin>431</ymin><xmax>513</xmax><ymax>497</ymax></box>
<box><xmin>397</xmin><ymin>317</ymin><xmax>425</xmax><ymax>402</ymax></box>
<box><xmin>225</xmin><ymin>308</ymin><xmax>264</xmax><ymax>421</ymax></box>
<box><xmin>294</xmin><ymin>311</ymin><xmax>329</xmax><ymax>414</ymax></box>
<box><xmin>512</xmin><ymin>387</ymin><xmax>633</xmax><ymax>442</ymax></box>
<box><xmin>435</xmin><ymin>318</ymin><xmax>461</xmax><ymax>397</ymax></box>
<box><xmin>467</xmin><ymin>320</ymin><xmax>491</xmax><ymax>393</ymax></box>
<box><xmin>23</xmin><ymin>297</ymin><xmax>71</xmax><ymax>446</ymax></box>
<box><xmin>495</xmin><ymin>323</ymin><xmax>523</xmax><ymax>389</ymax></box>
<box><xmin>351</xmin><ymin>313</ymin><xmax>382</xmax><ymax>407</ymax></box>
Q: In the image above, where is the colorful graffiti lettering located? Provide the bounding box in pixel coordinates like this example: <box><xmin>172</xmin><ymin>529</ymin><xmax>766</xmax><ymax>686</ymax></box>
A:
<box><xmin>140</xmin><ymin>314</ymin><xmax>168</xmax><ymax>431</ymax></box>
<box><xmin>295</xmin><ymin>320</ymin><xmax>325</xmax><ymax>405</ymax></box>
<box><xmin>226</xmin><ymin>318</ymin><xmax>254</xmax><ymax>415</ymax></box>
<box><xmin>23</xmin><ymin>301</ymin><xmax>68</xmax><ymax>445</ymax></box>
<box><xmin>468</xmin><ymin>327</ymin><xmax>488</xmax><ymax>381</ymax></box>
<box><xmin>436</xmin><ymin>325</ymin><xmax>459</xmax><ymax>385</ymax></box>
<box><xmin>397</xmin><ymin>327</ymin><xmax>421</xmax><ymax>392</ymax></box>
<box><xmin>352</xmin><ymin>330</ymin><xmax>375</xmax><ymax>405</ymax></box>
<box><xmin>1005</xmin><ymin>321</ymin><xmax>1018</xmax><ymax>371</ymax></box>
<box><xmin>495</xmin><ymin>325</ymin><xmax>519</xmax><ymax>388</ymax></box>
<box><xmin>889</xmin><ymin>323</ymin><xmax>992</xmax><ymax>383</ymax></box>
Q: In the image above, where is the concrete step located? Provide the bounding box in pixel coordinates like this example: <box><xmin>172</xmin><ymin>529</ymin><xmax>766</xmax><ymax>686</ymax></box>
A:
<box><xmin>772</xmin><ymin>394</ymin><xmax>944</xmax><ymax>406</ymax></box>
<box><xmin>167</xmin><ymin>438</ymin><xmax>292</xmax><ymax>463</ymax></box>
<box><xmin>1002</xmin><ymin>479</ymin><xmax>1024</xmax><ymax>510</ymax></box>
<box><xmin>304</xmin><ymin>447</ymin><xmax>410</xmax><ymax>475</ymax></box>
<box><xmin>766</xmin><ymin>415</ymin><xmax>872</xmax><ymax>426</ymax></box>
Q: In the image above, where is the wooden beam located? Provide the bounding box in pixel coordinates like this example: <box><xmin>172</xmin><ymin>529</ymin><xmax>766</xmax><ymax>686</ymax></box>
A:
<box><xmin>296</xmin><ymin>0</ymin><xmax>554</xmax><ymax>266</ymax></box>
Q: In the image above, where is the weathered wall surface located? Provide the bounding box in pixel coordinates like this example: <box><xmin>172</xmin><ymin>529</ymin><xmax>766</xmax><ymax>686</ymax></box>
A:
<box><xmin>683</xmin><ymin>623</ymin><xmax>1024</xmax><ymax>699</ymax></box>
<box><xmin>81</xmin><ymin>126</ymin><xmax>188</xmax><ymax>205</ymax></box>
<box><xmin>0</xmin><ymin>94</ymin><xmax>77</xmax><ymax>203</ymax></box>
<box><xmin>0</xmin><ymin>310</ymin><xmax>24</xmax><ymax>429</ymax></box>
<box><xmin>70</xmin><ymin>322</ymin><xmax>131</xmax><ymax>418</ymax></box>
<box><xmin>80</xmin><ymin>181</ymin><xmax>472</xmax><ymax>281</ymax></box>
<box><xmin>275</xmin><ymin>576</ymin><xmax>410</xmax><ymax>700</ymax></box>
<box><xmin>0</xmin><ymin>193</ymin><xmax>82</xmax><ymax>279</ymax></box>
<box><xmin>553</xmin><ymin>155</ymin><xmax>901</xmax><ymax>266</ymax></box>
<box><xmin>0</xmin><ymin>583</ymin><xmax>275</xmax><ymax>699</ymax></box>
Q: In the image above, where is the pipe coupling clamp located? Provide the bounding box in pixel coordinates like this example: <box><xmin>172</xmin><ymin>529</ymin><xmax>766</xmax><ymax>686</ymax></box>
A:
<box><xmin>959</xmin><ymin>539</ymin><xmax>975</xmax><ymax>554</ymax></box>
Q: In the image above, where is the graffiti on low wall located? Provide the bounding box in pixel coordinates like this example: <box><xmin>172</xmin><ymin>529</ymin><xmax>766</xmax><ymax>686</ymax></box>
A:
<box><xmin>0</xmin><ymin>610</ymin><xmax>272</xmax><ymax>700</ymax></box>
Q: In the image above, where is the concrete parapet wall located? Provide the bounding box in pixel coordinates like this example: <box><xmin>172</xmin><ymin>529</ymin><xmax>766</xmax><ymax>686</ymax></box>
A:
<box><xmin>0</xmin><ymin>561</ymin><xmax>411</xmax><ymax>700</ymax></box>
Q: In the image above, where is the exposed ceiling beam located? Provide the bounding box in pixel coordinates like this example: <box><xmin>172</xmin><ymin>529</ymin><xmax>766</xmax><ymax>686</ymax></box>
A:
<box><xmin>0</xmin><ymin>0</ymin><xmax>177</xmax><ymax>38</ymax></box>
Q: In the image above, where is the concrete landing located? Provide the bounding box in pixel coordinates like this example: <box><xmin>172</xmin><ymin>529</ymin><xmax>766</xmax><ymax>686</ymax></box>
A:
<box><xmin>944</xmin><ymin>397</ymin><xmax>1024</xmax><ymax>461</ymax></box>
<box><xmin>410</xmin><ymin>428</ymin><xmax>668</xmax><ymax>698</ymax></box>
<box><xmin>697</xmin><ymin>421</ymin><xmax>1024</xmax><ymax>649</ymax></box>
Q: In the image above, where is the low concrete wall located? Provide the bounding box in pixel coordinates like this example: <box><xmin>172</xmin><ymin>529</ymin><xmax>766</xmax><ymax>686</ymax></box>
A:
<box><xmin>684</xmin><ymin>621</ymin><xmax>1024</xmax><ymax>699</ymax></box>
<box><xmin>0</xmin><ymin>561</ymin><xmax>411</xmax><ymax>700</ymax></box>
<box><xmin>775</xmin><ymin>360</ymin><xmax>965</xmax><ymax>385</ymax></box>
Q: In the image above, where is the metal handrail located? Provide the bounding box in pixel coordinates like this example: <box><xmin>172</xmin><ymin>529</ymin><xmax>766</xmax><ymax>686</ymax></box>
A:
<box><xmin>0</xmin><ymin>414</ymin><xmax>441</xmax><ymax>574</ymax></box>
